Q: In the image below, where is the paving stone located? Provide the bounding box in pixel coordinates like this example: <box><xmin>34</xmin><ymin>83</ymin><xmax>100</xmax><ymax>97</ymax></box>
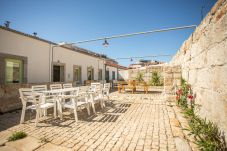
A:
<box><xmin>6</xmin><ymin>136</ymin><xmax>42</xmax><ymax>151</ymax></box>
<box><xmin>36</xmin><ymin>143</ymin><xmax>73</xmax><ymax>151</ymax></box>
<box><xmin>0</xmin><ymin>145</ymin><xmax>19</xmax><ymax>151</ymax></box>
<box><xmin>0</xmin><ymin>92</ymin><xmax>196</xmax><ymax>151</ymax></box>
<box><xmin>174</xmin><ymin>137</ymin><xmax>192</xmax><ymax>151</ymax></box>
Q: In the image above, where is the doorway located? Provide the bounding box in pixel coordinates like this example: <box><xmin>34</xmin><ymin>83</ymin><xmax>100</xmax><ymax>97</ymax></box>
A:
<box><xmin>53</xmin><ymin>64</ymin><xmax>64</xmax><ymax>82</ymax></box>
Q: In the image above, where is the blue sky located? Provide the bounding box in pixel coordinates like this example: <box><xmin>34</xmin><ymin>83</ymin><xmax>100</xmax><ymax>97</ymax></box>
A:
<box><xmin>0</xmin><ymin>0</ymin><xmax>216</xmax><ymax>66</ymax></box>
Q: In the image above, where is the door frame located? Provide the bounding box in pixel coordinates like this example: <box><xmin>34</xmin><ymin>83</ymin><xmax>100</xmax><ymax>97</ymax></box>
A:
<box><xmin>52</xmin><ymin>62</ymin><xmax>65</xmax><ymax>82</ymax></box>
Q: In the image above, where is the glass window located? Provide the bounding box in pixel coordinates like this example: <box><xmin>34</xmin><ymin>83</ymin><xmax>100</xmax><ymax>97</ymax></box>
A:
<box><xmin>98</xmin><ymin>69</ymin><xmax>102</xmax><ymax>80</ymax></box>
<box><xmin>87</xmin><ymin>66</ymin><xmax>94</xmax><ymax>80</ymax></box>
<box><xmin>112</xmin><ymin>71</ymin><xmax>115</xmax><ymax>80</ymax></box>
<box><xmin>5</xmin><ymin>59</ymin><xmax>23</xmax><ymax>83</ymax></box>
<box><xmin>74</xmin><ymin>66</ymin><xmax>82</xmax><ymax>84</ymax></box>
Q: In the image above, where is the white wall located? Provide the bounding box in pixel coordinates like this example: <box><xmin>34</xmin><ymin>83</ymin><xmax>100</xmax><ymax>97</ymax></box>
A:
<box><xmin>0</xmin><ymin>28</ymin><xmax>106</xmax><ymax>83</ymax></box>
<box><xmin>0</xmin><ymin>29</ymin><xmax>50</xmax><ymax>83</ymax></box>
<box><xmin>106</xmin><ymin>66</ymin><xmax>117</xmax><ymax>80</ymax></box>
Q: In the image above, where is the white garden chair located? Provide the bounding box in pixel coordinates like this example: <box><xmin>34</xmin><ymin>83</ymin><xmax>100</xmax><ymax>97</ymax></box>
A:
<box><xmin>32</xmin><ymin>85</ymin><xmax>54</xmax><ymax>116</ymax></box>
<box><xmin>19</xmin><ymin>88</ymin><xmax>56</xmax><ymax>126</ymax></box>
<box><xmin>50</xmin><ymin>84</ymin><xmax>62</xmax><ymax>90</ymax></box>
<box><xmin>63</xmin><ymin>83</ymin><xmax>73</xmax><ymax>89</ymax></box>
<box><xmin>57</xmin><ymin>87</ymin><xmax>90</xmax><ymax>121</ymax></box>
<box><xmin>103</xmin><ymin>83</ymin><xmax>111</xmax><ymax>104</ymax></box>
<box><xmin>88</xmin><ymin>84</ymin><xmax>104</xmax><ymax>113</ymax></box>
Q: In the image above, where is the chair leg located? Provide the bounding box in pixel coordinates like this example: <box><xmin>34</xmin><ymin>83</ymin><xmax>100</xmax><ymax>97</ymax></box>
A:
<box><xmin>91</xmin><ymin>102</ymin><xmax>96</xmax><ymax>114</ymax></box>
<box><xmin>20</xmin><ymin>105</ymin><xmax>26</xmax><ymax>124</ymax></box>
<box><xmin>54</xmin><ymin>101</ymin><xmax>57</xmax><ymax>118</ymax></box>
<box><xmin>86</xmin><ymin>104</ymin><xmax>90</xmax><ymax>116</ymax></box>
<box><xmin>35</xmin><ymin>109</ymin><xmax>40</xmax><ymax>127</ymax></box>
<box><xmin>44</xmin><ymin>109</ymin><xmax>47</xmax><ymax>117</ymax></box>
<box><xmin>73</xmin><ymin>108</ymin><xmax>78</xmax><ymax>122</ymax></box>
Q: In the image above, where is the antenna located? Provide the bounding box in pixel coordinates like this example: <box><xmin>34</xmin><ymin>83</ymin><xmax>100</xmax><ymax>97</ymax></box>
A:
<box><xmin>33</xmin><ymin>32</ymin><xmax>37</xmax><ymax>36</ymax></box>
<box><xmin>4</xmin><ymin>21</ymin><xmax>10</xmax><ymax>28</ymax></box>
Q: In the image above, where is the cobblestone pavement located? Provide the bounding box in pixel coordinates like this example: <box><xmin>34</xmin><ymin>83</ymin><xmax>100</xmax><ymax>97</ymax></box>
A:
<box><xmin>0</xmin><ymin>92</ymin><xmax>194</xmax><ymax>151</ymax></box>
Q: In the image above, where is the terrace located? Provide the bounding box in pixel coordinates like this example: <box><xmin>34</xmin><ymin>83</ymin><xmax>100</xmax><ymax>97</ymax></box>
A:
<box><xmin>0</xmin><ymin>92</ymin><xmax>191</xmax><ymax>151</ymax></box>
<box><xmin>0</xmin><ymin>0</ymin><xmax>227</xmax><ymax>151</ymax></box>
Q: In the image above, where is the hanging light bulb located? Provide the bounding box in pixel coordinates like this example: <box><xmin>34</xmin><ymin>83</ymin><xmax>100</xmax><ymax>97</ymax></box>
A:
<box><xmin>130</xmin><ymin>58</ymin><xmax>133</xmax><ymax>62</ymax></box>
<box><xmin>103</xmin><ymin>39</ymin><xmax>109</xmax><ymax>47</ymax></box>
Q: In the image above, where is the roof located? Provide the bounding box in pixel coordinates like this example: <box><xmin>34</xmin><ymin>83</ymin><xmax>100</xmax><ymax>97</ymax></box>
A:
<box><xmin>105</xmin><ymin>61</ymin><xmax>128</xmax><ymax>70</ymax></box>
<box><xmin>0</xmin><ymin>25</ymin><xmax>114</xmax><ymax>61</ymax></box>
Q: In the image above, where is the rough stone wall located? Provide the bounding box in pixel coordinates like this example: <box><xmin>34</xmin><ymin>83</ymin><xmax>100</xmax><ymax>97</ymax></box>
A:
<box><xmin>170</xmin><ymin>0</ymin><xmax>227</xmax><ymax>136</ymax></box>
<box><xmin>127</xmin><ymin>65</ymin><xmax>182</xmax><ymax>92</ymax></box>
<box><xmin>0</xmin><ymin>82</ymin><xmax>70</xmax><ymax>113</ymax></box>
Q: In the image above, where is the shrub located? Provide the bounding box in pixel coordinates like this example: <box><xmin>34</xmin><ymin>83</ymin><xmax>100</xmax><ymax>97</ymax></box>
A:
<box><xmin>8</xmin><ymin>131</ymin><xmax>27</xmax><ymax>141</ymax></box>
<box><xmin>135</xmin><ymin>72</ymin><xmax>144</xmax><ymax>83</ymax></box>
<box><xmin>149</xmin><ymin>71</ymin><xmax>163</xmax><ymax>86</ymax></box>
<box><xmin>176</xmin><ymin>79</ymin><xmax>226</xmax><ymax>150</ymax></box>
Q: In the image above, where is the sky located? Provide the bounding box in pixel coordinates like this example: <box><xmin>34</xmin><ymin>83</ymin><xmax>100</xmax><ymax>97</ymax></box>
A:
<box><xmin>0</xmin><ymin>0</ymin><xmax>216</xmax><ymax>66</ymax></box>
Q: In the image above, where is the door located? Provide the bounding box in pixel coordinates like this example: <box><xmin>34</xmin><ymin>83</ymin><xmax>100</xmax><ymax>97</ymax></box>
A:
<box><xmin>105</xmin><ymin>70</ymin><xmax>109</xmax><ymax>82</ymax></box>
<box><xmin>53</xmin><ymin>65</ymin><xmax>64</xmax><ymax>82</ymax></box>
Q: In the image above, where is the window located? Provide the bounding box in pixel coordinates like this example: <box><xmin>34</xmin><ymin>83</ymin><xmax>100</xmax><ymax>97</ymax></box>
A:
<box><xmin>112</xmin><ymin>71</ymin><xmax>115</xmax><ymax>80</ymax></box>
<box><xmin>53</xmin><ymin>64</ymin><xmax>64</xmax><ymax>82</ymax></box>
<box><xmin>5</xmin><ymin>59</ymin><xmax>23</xmax><ymax>83</ymax></box>
<box><xmin>105</xmin><ymin>70</ymin><xmax>109</xmax><ymax>82</ymax></box>
<box><xmin>73</xmin><ymin>65</ymin><xmax>82</xmax><ymax>84</ymax></box>
<box><xmin>87</xmin><ymin>66</ymin><xmax>94</xmax><ymax>80</ymax></box>
<box><xmin>98</xmin><ymin>69</ymin><xmax>102</xmax><ymax>80</ymax></box>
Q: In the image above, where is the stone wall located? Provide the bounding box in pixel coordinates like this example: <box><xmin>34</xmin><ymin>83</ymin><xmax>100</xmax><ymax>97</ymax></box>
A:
<box><xmin>170</xmin><ymin>0</ymin><xmax>227</xmax><ymax>136</ymax></box>
<box><xmin>0</xmin><ymin>82</ymin><xmax>71</xmax><ymax>113</ymax></box>
<box><xmin>127</xmin><ymin>65</ymin><xmax>182</xmax><ymax>92</ymax></box>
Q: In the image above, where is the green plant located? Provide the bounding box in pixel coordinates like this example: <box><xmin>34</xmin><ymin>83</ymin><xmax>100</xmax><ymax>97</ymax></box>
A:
<box><xmin>149</xmin><ymin>71</ymin><xmax>163</xmax><ymax>86</ymax></box>
<box><xmin>8</xmin><ymin>131</ymin><xmax>27</xmax><ymax>141</ymax></box>
<box><xmin>176</xmin><ymin>79</ymin><xmax>227</xmax><ymax>151</ymax></box>
<box><xmin>135</xmin><ymin>72</ymin><xmax>144</xmax><ymax>83</ymax></box>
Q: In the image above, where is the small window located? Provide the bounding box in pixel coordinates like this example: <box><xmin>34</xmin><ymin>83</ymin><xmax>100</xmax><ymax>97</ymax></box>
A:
<box><xmin>112</xmin><ymin>71</ymin><xmax>115</xmax><ymax>80</ymax></box>
<box><xmin>73</xmin><ymin>66</ymin><xmax>82</xmax><ymax>84</ymax></box>
<box><xmin>98</xmin><ymin>69</ymin><xmax>102</xmax><ymax>80</ymax></box>
<box><xmin>5</xmin><ymin>58</ymin><xmax>23</xmax><ymax>83</ymax></box>
<box><xmin>87</xmin><ymin>66</ymin><xmax>94</xmax><ymax>80</ymax></box>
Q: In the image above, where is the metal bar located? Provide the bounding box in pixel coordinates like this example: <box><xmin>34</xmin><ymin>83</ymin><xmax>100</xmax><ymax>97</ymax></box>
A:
<box><xmin>72</xmin><ymin>25</ymin><xmax>197</xmax><ymax>44</ymax></box>
<box><xmin>114</xmin><ymin>54</ymin><xmax>173</xmax><ymax>60</ymax></box>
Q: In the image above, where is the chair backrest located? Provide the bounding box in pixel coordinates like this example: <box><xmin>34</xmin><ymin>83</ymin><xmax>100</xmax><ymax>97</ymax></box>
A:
<box><xmin>63</xmin><ymin>83</ymin><xmax>73</xmax><ymax>89</ymax></box>
<box><xmin>19</xmin><ymin>88</ymin><xmax>33</xmax><ymax>103</ymax></box>
<box><xmin>50</xmin><ymin>84</ymin><xmax>62</xmax><ymax>90</ymax></box>
<box><xmin>104</xmin><ymin>83</ymin><xmax>110</xmax><ymax>89</ymax></box>
<box><xmin>32</xmin><ymin>85</ymin><xmax>47</xmax><ymax>93</ymax></box>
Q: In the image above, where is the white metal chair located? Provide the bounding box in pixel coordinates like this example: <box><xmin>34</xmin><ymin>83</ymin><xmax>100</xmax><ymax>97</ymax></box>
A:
<box><xmin>57</xmin><ymin>88</ymin><xmax>90</xmax><ymax>121</ymax></box>
<box><xmin>50</xmin><ymin>84</ymin><xmax>62</xmax><ymax>90</ymax></box>
<box><xmin>63</xmin><ymin>83</ymin><xmax>73</xmax><ymax>89</ymax></box>
<box><xmin>32</xmin><ymin>85</ymin><xmax>54</xmax><ymax>116</ymax></box>
<box><xmin>103</xmin><ymin>83</ymin><xmax>111</xmax><ymax>103</ymax></box>
<box><xmin>19</xmin><ymin>88</ymin><xmax>56</xmax><ymax>126</ymax></box>
<box><xmin>88</xmin><ymin>84</ymin><xmax>104</xmax><ymax>113</ymax></box>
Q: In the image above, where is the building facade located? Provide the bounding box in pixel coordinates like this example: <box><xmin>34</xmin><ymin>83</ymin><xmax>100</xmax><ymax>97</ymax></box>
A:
<box><xmin>0</xmin><ymin>26</ymin><xmax>125</xmax><ymax>85</ymax></box>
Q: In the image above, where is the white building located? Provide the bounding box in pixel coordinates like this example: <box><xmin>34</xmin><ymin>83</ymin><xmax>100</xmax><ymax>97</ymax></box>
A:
<box><xmin>0</xmin><ymin>26</ymin><xmax>126</xmax><ymax>85</ymax></box>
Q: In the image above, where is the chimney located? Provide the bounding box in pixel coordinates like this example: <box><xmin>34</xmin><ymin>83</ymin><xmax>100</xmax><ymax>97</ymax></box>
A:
<box><xmin>33</xmin><ymin>32</ymin><xmax>37</xmax><ymax>36</ymax></box>
<box><xmin>4</xmin><ymin>21</ymin><xmax>10</xmax><ymax>28</ymax></box>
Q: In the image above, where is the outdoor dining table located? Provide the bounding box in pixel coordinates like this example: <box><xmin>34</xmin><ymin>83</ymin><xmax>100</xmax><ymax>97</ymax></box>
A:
<box><xmin>39</xmin><ymin>87</ymin><xmax>79</xmax><ymax>119</ymax></box>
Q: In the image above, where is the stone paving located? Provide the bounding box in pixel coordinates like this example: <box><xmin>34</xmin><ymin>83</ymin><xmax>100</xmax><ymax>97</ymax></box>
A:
<box><xmin>0</xmin><ymin>92</ymin><xmax>195</xmax><ymax>151</ymax></box>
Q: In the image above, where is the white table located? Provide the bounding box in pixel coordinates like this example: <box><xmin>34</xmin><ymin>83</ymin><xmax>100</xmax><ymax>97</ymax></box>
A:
<box><xmin>40</xmin><ymin>87</ymin><xmax>79</xmax><ymax>119</ymax></box>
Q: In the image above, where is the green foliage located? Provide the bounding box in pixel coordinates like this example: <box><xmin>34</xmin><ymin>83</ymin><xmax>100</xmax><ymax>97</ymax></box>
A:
<box><xmin>135</xmin><ymin>72</ymin><xmax>144</xmax><ymax>83</ymax></box>
<box><xmin>177</xmin><ymin>79</ymin><xmax>226</xmax><ymax>151</ymax></box>
<box><xmin>149</xmin><ymin>71</ymin><xmax>163</xmax><ymax>86</ymax></box>
<box><xmin>8</xmin><ymin>131</ymin><xmax>27</xmax><ymax>141</ymax></box>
